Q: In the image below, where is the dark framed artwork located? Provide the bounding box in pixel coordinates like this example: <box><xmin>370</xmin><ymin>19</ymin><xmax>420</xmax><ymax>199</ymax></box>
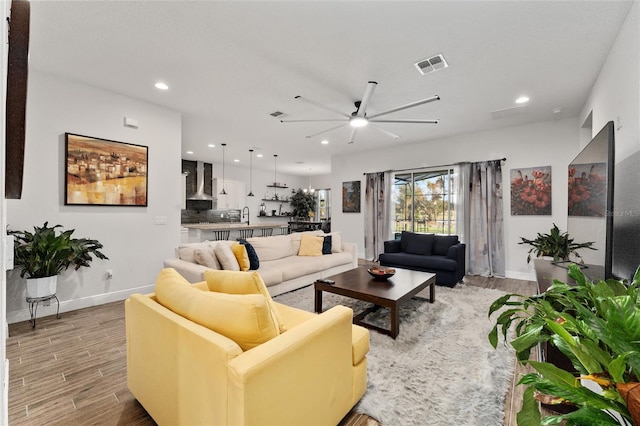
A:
<box><xmin>342</xmin><ymin>180</ymin><xmax>361</xmax><ymax>213</ymax></box>
<box><xmin>510</xmin><ymin>166</ymin><xmax>552</xmax><ymax>215</ymax></box>
<box><xmin>65</xmin><ymin>133</ymin><xmax>148</xmax><ymax>206</ymax></box>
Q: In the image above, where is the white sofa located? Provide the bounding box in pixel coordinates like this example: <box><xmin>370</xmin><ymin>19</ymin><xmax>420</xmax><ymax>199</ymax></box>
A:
<box><xmin>163</xmin><ymin>230</ymin><xmax>357</xmax><ymax>296</ymax></box>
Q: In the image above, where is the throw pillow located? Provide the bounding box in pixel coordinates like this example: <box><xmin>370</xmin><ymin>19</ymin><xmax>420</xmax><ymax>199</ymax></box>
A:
<box><xmin>214</xmin><ymin>243</ymin><xmax>240</xmax><ymax>271</ymax></box>
<box><xmin>298</xmin><ymin>234</ymin><xmax>324</xmax><ymax>256</ymax></box>
<box><xmin>322</xmin><ymin>235</ymin><xmax>332</xmax><ymax>255</ymax></box>
<box><xmin>204</xmin><ymin>270</ymin><xmax>286</xmax><ymax>333</ymax></box>
<box><xmin>400</xmin><ymin>231</ymin><xmax>413</xmax><ymax>252</ymax></box>
<box><xmin>433</xmin><ymin>235</ymin><xmax>459</xmax><ymax>256</ymax></box>
<box><xmin>231</xmin><ymin>242</ymin><xmax>250</xmax><ymax>272</ymax></box>
<box><xmin>238</xmin><ymin>239</ymin><xmax>260</xmax><ymax>270</ymax></box>
<box><xmin>194</xmin><ymin>247</ymin><xmax>221</xmax><ymax>270</ymax></box>
<box><xmin>155</xmin><ymin>268</ymin><xmax>279</xmax><ymax>351</ymax></box>
<box><xmin>402</xmin><ymin>231</ymin><xmax>435</xmax><ymax>255</ymax></box>
<box><xmin>327</xmin><ymin>231</ymin><xmax>343</xmax><ymax>253</ymax></box>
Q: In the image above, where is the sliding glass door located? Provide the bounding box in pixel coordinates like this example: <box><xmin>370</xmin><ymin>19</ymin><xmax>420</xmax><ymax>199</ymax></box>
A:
<box><xmin>392</xmin><ymin>169</ymin><xmax>456</xmax><ymax>236</ymax></box>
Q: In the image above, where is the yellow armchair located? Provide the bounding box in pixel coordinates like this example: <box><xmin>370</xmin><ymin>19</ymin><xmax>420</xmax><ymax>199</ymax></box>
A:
<box><xmin>126</xmin><ymin>270</ymin><xmax>368</xmax><ymax>426</ymax></box>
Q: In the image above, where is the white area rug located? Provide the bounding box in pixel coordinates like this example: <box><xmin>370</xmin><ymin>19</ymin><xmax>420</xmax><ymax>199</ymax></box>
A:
<box><xmin>274</xmin><ymin>283</ymin><xmax>514</xmax><ymax>426</ymax></box>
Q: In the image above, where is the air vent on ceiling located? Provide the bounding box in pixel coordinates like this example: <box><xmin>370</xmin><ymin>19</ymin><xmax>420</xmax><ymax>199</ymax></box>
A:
<box><xmin>491</xmin><ymin>105</ymin><xmax>529</xmax><ymax>120</ymax></box>
<box><xmin>414</xmin><ymin>54</ymin><xmax>448</xmax><ymax>75</ymax></box>
<box><xmin>270</xmin><ymin>111</ymin><xmax>288</xmax><ymax>119</ymax></box>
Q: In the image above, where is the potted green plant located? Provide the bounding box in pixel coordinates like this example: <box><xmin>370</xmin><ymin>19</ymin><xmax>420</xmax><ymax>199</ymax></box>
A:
<box><xmin>488</xmin><ymin>264</ymin><xmax>640</xmax><ymax>425</ymax></box>
<box><xmin>290</xmin><ymin>189</ymin><xmax>316</xmax><ymax>219</ymax></box>
<box><xmin>10</xmin><ymin>222</ymin><xmax>108</xmax><ymax>298</ymax></box>
<box><xmin>519</xmin><ymin>223</ymin><xmax>596</xmax><ymax>264</ymax></box>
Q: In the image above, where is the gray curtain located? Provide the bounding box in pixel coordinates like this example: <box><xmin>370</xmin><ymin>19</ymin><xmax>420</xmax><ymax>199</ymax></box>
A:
<box><xmin>455</xmin><ymin>164</ymin><xmax>471</xmax><ymax>271</ymax></box>
<box><xmin>364</xmin><ymin>171</ymin><xmax>392</xmax><ymax>261</ymax></box>
<box><xmin>468</xmin><ymin>160</ymin><xmax>505</xmax><ymax>277</ymax></box>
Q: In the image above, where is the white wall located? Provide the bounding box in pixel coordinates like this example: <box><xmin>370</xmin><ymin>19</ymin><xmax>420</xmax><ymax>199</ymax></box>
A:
<box><xmin>331</xmin><ymin>118</ymin><xmax>580</xmax><ymax>281</ymax></box>
<box><xmin>310</xmin><ymin>174</ymin><xmax>331</xmax><ymax>190</ymax></box>
<box><xmin>6</xmin><ymin>71</ymin><xmax>182</xmax><ymax>323</ymax></box>
<box><xmin>580</xmin><ymin>0</ymin><xmax>639</xmax><ymax>161</ymax></box>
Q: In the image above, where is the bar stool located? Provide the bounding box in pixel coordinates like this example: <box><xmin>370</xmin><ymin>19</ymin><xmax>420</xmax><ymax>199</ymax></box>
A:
<box><xmin>211</xmin><ymin>230</ymin><xmax>230</xmax><ymax>241</ymax></box>
<box><xmin>261</xmin><ymin>228</ymin><xmax>273</xmax><ymax>237</ymax></box>
<box><xmin>279</xmin><ymin>226</ymin><xmax>288</xmax><ymax>235</ymax></box>
<box><xmin>238</xmin><ymin>228</ymin><xmax>253</xmax><ymax>239</ymax></box>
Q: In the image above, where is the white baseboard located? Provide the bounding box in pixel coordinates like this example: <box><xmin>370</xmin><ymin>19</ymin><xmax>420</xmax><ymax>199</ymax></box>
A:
<box><xmin>6</xmin><ymin>284</ymin><xmax>155</xmax><ymax>324</ymax></box>
<box><xmin>505</xmin><ymin>270</ymin><xmax>536</xmax><ymax>281</ymax></box>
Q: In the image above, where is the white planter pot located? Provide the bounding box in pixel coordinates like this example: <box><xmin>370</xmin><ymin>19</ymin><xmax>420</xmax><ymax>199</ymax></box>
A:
<box><xmin>26</xmin><ymin>275</ymin><xmax>57</xmax><ymax>299</ymax></box>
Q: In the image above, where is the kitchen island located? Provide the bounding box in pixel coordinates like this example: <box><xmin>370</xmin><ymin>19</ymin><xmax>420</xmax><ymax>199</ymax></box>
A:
<box><xmin>182</xmin><ymin>222</ymin><xmax>288</xmax><ymax>242</ymax></box>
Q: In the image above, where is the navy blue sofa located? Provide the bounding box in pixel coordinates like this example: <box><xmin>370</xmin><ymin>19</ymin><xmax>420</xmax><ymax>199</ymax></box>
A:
<box><xmin>378</xmin><ymin>231</ymin><xmax>466</xmax><ymax>287</ymax></box>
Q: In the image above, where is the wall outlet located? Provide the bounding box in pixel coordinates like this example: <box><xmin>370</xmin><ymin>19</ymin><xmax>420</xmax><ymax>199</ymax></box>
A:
<box><xmin>106</xmin><ymin>269</ymin><xmax>113</xmax><ymax>279</ymax></box>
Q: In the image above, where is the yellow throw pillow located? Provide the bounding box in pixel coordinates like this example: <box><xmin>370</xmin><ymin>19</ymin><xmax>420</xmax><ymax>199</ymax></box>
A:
<box><xmin>155</xmin><ymin>268</ymin><xmax>279</xmax><ymax>351</ymax></box>
<box><xmin>298</xmin><ymin>233</ymin><xmax>324</xmax><ymax>256</ymax></box>
<box><xmin>204</xmin><ymin>270</ymin><xmax>286</xmax><ymax>333</ymax></box>
<box><xmin>231</xmin><ymin>242</ymin><xmax>250</xmax><ymax>271</ymax></box>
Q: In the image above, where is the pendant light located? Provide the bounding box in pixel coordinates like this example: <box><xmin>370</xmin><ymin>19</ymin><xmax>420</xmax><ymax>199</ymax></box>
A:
<box><xmin>220</xmin><ymin>143</ymin><xmax>227</xmax><ymax>195</ymax></box>
<box><xmin>247</xmin><ymin>149</ymin><xmax>255</xmax><ymax>197</ymax></box>
<box><xmin>273</xmin><ymin>154</ymin><xmax>278</xmax><ymax>200</ymax></box>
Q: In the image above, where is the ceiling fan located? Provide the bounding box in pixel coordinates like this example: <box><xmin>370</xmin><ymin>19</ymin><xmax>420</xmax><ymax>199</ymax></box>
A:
<box><xmin>281</xmin><ymin>81</ymin><xmax>440</xmax><ymax>144</ymax></box>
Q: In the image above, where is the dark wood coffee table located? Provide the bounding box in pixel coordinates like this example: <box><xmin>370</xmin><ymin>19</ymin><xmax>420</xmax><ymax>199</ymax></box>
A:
<box><xmin>314</xmin><ymin>266</ymin><xmax>436</xmax><ymax>338</ymax></box>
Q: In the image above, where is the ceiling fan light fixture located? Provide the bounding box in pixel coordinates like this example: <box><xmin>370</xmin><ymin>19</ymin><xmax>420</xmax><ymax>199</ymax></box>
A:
<box><xmin>349</xmin><ymin>116</ymin><xmax>368</xmax><ymax>128</ymax></box>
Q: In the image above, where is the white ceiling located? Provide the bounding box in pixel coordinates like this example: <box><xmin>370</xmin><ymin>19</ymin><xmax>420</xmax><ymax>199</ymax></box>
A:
<box><xmin>28</xmin><ymin>1</ymin><xmax>634</xmax><ymax>175</ymax></box>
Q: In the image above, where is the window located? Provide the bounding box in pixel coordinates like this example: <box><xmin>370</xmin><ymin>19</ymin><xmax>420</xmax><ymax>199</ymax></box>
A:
<box><xmin>392</xmin><ymin>169</ymin><xmax>456</xmax><ymax>236</ymax></box>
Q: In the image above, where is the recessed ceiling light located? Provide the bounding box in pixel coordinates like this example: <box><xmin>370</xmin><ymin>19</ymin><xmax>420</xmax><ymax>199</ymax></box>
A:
<box><xmin>186</xmin><ymin>151</ymin><xmax>194</xmax><ymax>155</ymax></box>
<box><xmin>208</xmin><ymin>144</ymin><xmax>215</xmax><ymax>148</ymax></box>
<box><xmin>321</xmin><ymin>140</ymin><xmax>329</xmax><ymax>145</ymax></box>
<box><xmin>155</xmin><ymin>82</ymin><xmax>169</xmax><ymax>90</ymax></box>
<box><xmin>515</xmin><ymin>96</ymin><xmax>530</xmax><ymax>104</ymax></box>
<box><xmin>257</xmin><ymin>154</ymin><xmax>263</xmax><ymax>158</ymax></box>
<box><xmin>233</xmin><ymin>159</ymin><xmax>239</xmax><ymax>163</ymax></box>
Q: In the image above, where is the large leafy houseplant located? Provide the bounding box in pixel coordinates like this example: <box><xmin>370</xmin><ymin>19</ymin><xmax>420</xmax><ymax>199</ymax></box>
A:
<box><xmin>488</xmin><ymin>264</ymin><xmax>640</xmax><ymax>425</ymax></box>
<box><xmin>290</xmin><ymin>189</ymin><xmax>316</xmax><ymax>219</ymax></box>
<box><xmin>11</xmin><ymin>222</ymin><xmax>108</xmax><ymax>279</ymax></box>
<box><xmin>519</xmin><ymin>223</ymin><xmax>596</xmax><ymax>264</ymax></box>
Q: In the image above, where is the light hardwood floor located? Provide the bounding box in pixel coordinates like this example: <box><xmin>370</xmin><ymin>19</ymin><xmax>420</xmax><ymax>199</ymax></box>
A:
<box><xmin>7</xmin><ymin>268</ymin><xmax>536</xmax><ymax>425</ymax></box>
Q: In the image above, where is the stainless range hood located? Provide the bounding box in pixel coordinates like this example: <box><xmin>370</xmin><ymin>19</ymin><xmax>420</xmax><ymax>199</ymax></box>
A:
<box><xmin>185</xmin><ymin>161</ymin><xmax>214</xmax><ymax>211</ymax></box>
<box><xmin>186</xmin><ymin>161</ymin><xmax>215</xmax><ymax>201</ymax></box>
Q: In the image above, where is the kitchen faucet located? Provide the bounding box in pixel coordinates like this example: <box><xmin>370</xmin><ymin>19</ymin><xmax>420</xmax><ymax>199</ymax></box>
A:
<box><xmin>242</xmin><ymin>206</ymin><xmax>250</xmax><ymax>226</ymax></box>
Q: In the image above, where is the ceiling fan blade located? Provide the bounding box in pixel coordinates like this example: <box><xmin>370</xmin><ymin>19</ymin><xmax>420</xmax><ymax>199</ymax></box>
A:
<box><xmin>371</xmin><ymin>119</ymin><xmax>439</xmax><ymax>124</ymax></box>
<box><xmin>368</xmin><ymin>95</ymin><xmax>440</xmax><ymax>119</ymax></box>
<box><xmin>369</xmin><ymin>123</ymin><xmax>401</xmax><ymax>140</ymax></box>
<box><xmin>356</xmin><ymin>81</ymin><xmax>378</xmax><ymax>117</ymax></box>
<box><xmin>347</xmin><ymin>127</ymin><xmax>358</xmax><ymax>144</ymax></box>
<box><xmin>295</xmin><ymin>95</ymin><xmax>350</xmax><ymax>118</ymax></box>
<box><xmin>304</xmin><ymin>123</ymin><xmax>348</xmax><ymax>139</ymax></box>
<box><xmin>281</xmin><ymin>119</ymin><xmax>348</xmax><ymax>123</ymax></box>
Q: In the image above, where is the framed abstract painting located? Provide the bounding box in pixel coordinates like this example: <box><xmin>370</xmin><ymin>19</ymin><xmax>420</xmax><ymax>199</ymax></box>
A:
<box><xmin>65</xmin><ymin>133</ymin><xmax>148</xmax><ymax>206</ymax></box>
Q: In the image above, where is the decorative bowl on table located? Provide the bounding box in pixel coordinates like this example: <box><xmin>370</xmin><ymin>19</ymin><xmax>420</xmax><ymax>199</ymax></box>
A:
<box><xmin>367</xmin><ymin>267</ymin><xmax>396</xmax><ymax>281</ymax></box>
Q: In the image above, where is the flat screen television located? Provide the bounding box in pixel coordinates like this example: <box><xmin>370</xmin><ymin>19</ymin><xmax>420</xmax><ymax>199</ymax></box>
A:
<box><xmin>611</xmin><ymin>145</ymin><xmax>640</xmax><ymax>281</ymax></box>
<box><xmin>567</xmin><ymin>121</ymin><xmax>614</xmax><ymax>279</ymax></box>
